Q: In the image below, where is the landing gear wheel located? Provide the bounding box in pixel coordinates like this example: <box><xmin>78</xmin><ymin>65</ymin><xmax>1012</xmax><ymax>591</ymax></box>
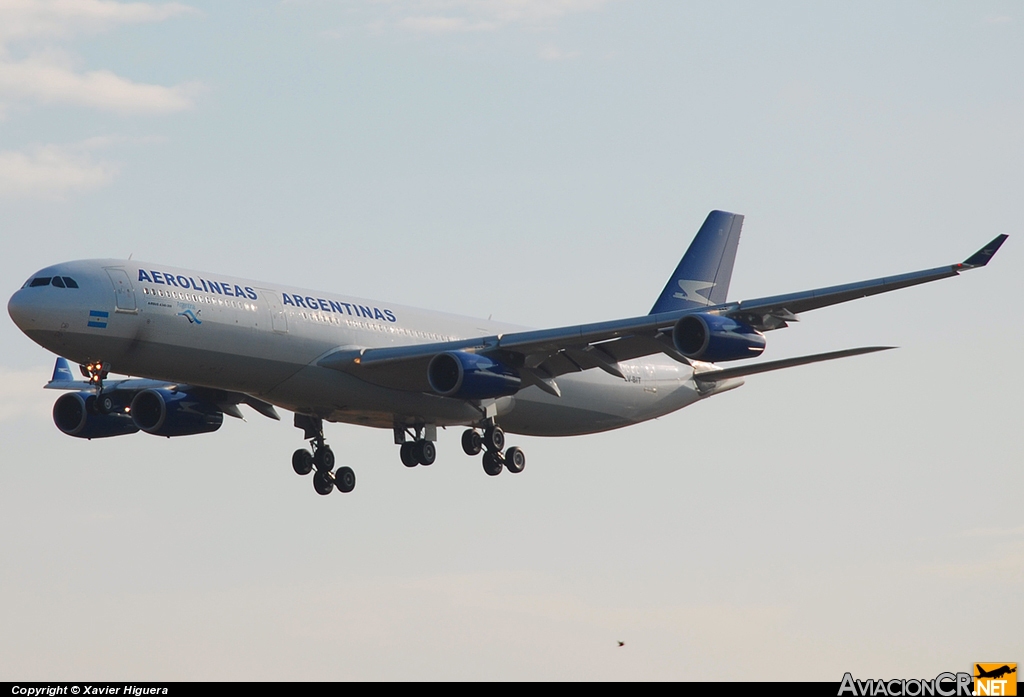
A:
<box><xmin>462</xmin><ymin>429</ymin><xmax>482</xmax><ymax>456</ymax></box>
<box><xmin>313</xmin><ymin>470</ymin><xmax>334</xmax><ymax>495</ymax></box>
<box><xmin>292</xmin><ymin>449</ymin><xmax>314</xmax><ymax>476</ymax></box>
<box><xmin>313</xmin><ymin>445</ymin><xmax>335</xmax><ymax>472</ymax></box>
<box><xmin>482</xmin><ymin>451</ymin><xmax>503</xmax><ymax>476</ymax></box>
<box><xmin>484</xmin><ymin>426</ymin><xmax>505</xmax><ymax>453</ymax></box>
<box><xmin>334</xmin><ymin>466</ymin><xmax>356</xmax><ymax>493</ymax></box>
<box><xmin>504</xmin><ymin>446</ymin><xmax>526</xmax><ymax>474</ymax></box>
<box><xmin>416</xmin><ymin>440</ymin><xmax>436</xmax><ymax>466</ymax></box>
<box><xmin>400</xmin><ymin>442</ymin><xmax>419</xmax><ymax>468</ymax></box>
<box><xmin>98</xmin><ymin>394</ymin><xmax>114</xmax><ymax>414</ymax></box>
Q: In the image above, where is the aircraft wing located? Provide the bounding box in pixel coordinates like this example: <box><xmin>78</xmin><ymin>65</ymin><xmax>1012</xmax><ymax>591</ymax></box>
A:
<box><xmin>722</xmin><ymin>234</ymin><xmax>1007</xmax><ymax>330</ymax></box>
<box><xmin>318</xmin><ymin>235</ymin><xmax>1007</xmax><ymax>395</ymax></box>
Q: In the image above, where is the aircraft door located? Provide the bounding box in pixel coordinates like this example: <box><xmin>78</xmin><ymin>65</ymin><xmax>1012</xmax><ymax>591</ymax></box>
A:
<box><xmin>258</xmin><ymin>289</ymin><xmax>288</xmax><ymax>333</ymax></box>
<box><xmin>105</xmin><ymin>267</ymin><xmax>137</xmax><ymax>313</ymax></box>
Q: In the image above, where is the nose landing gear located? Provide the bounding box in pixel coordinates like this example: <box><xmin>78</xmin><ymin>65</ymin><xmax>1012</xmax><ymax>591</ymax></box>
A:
<box><xmin>293</xmin><ymin>414</ymin><xmax>355</xmax><ymax>496</ymax></box>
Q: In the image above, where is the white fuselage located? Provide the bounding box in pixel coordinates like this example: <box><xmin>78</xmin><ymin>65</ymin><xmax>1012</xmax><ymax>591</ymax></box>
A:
<box><xmin>8</xmin><ymin>259</ymin><xmax>739</xmax><ymax>436</ymax></box>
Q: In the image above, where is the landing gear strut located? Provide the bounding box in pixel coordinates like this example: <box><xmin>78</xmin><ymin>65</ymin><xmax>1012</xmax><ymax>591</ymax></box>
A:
<box><xmin>80</xmin><ymin>362</ymin><xmax>115</xmax><ymax>415</ymax></box>
<box><xmin>80</xmin><ymin>361</ymin><xmax>109</xmax><ymax>389</ymax></box>
<box><xmin>292</xmin><ymin>414</ymin><xmax>355</xmax><ymax>496</ymax></box>
<box><xmin>462</xmin><ymin>423</ymin><xmax>525</xmax><ymax>476</ymax></box>
<box><xmin>396</xmin><ymin>424</ymin><xmax>437</xmax><ymax>467</ymax></box>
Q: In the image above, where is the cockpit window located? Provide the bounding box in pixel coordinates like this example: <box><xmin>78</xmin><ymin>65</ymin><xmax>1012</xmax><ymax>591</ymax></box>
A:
<box><xmin>29</xmin><ymin>277</ymin><xmax>51</xmax><ymax>287</ymax></box>
<box><xmin>63</xmin><ymin>277</ymin><xmax>79</xmax><ymax>288</ymax></box>
<box><xmin>51</xmin><ymin>276</ymin><xmax>66</xmax><ymax>288</ymax></box>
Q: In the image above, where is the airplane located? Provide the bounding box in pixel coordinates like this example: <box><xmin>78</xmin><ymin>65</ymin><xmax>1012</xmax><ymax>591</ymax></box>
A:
<box><xmin>975</xmin><ymin>665</ymin><xmax>1016</xmax><ymax>680</ymax></box>
<box><xmin>6</xmin><ymin>211</ymin><xmax>1007</xmax><ymax>497</ymax></box>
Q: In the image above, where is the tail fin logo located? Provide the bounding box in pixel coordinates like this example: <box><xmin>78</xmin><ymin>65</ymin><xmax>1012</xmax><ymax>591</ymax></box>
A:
<box><xmin>52</xmin><ymin>357</ymin><xmax>75</xmax><ymax>382</ymax></box>
<box><xmin>672</xmin><ymin>279</ymin><xmax>715</xmax><ymax>306</ymax></box>
<box><xmin>973</xmin><ymin>663</ymin><xmax>1017</xmax><ymax>696</ymax></box>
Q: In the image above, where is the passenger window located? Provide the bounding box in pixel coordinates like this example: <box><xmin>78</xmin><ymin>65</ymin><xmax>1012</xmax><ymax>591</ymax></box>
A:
<box><xmin>30</xmin><ymin>277</ymin><xmax>51</xmax><ymax>287</ymax></box>
<box><xmin>51</xmin><ymin>277</ymin><xmax>66</xmax><ymax>288</ymax></box>
<box><xmin>63</xmin><ymin>277</ymin><xmax>79</xmax><ymax>288</ymax></box>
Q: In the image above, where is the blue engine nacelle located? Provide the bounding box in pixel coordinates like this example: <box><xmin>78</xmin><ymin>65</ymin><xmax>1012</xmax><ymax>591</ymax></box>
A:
<box><xmin>672</xmin><ymin>313</ymin><xmax>766</xmax><ymax>362</ymax></box>
<box><xmin>130</xmin><ymin>388</ymin><xmax>224</xmax><ymax>437</ymax></box>
<box><xmin>52</xmin><ymin>392</ymin><xmax>139</xmax><ymax>439</ymax></box>
<box><xmin>427</xmin><ymin>351</ymin><xmax>521</xmax><ymax>400</ymax></box>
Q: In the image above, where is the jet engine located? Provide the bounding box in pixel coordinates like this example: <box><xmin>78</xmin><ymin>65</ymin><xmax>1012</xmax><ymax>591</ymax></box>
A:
<box><xmin>672</xmin><ymin>313</ymin><xmax>766</xmax><ymax>362</ymax></box>
<box><xmin>130</xmin><ymin>388</ymin><xmax>224</xmax><ymax>437</ymax></box>
<box><xmin>427</xmin><ymin>351</ymin><xmax>521</xmax><ymax>400</ymax></box>
<box><xmin>52</xmin><ymin>392</ymin><xmax>139</xmax><ymax>439</ymax></box>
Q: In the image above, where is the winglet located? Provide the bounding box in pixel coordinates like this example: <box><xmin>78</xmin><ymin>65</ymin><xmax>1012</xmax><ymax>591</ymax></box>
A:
<box><xmin>962</xmin><ymin>234</ymin><xmax>1008</xmax><ymax>268</ymax></box>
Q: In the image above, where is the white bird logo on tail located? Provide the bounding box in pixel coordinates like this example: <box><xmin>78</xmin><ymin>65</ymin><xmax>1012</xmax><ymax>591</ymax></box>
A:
<box><xmin>672</xmin><ymin>279</ymin><xmax>715</xmax><ymax>305</ymax></box>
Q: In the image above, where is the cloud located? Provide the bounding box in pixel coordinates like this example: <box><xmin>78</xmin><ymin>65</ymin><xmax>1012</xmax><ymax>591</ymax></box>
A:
<box><xmin>0</xmin><ymin>1</ymin><xmax>201</xmax><ymax>114</ymax></box>
<box><xmin>958</xmin><ymin>525</ymin><xmax>1024</xmax><ymax>538</ymax></box>
<box><xmin>538</xmin><ymin>44</ymin><xmax>580</xmax><ymax>61</ymax></box>
<box><xmin>0</xmin><ymin>55</ymin><xmax>200</xmax><ymax>113</ymax></box>
<box><xmin>0</xmin><ymin>366</ymin><xmax>56</xmax><ymax>422</ymax></box>
<box><xmin>0</xmin><ymin>55</ymin><xmax>199</xmax><ymax>114</ymax></box>
<box><xmin>981</xmin><ymin>14</ymin><xmax>1013</xmax><ymax>26</ymax></box>
<box><xmin>365</xmin><ymin>0</ymin><xmax>613</xmax><ymax>34</ymax></box>
<box><xmin>0</xmin><ymin>140</ymin><xmax>120</xmax><ymax>197</ymax></box>
<box><xmin>924</xmin><ymin>547</ymin><xmax>1024</xmax><ymax>583</ymax></box>
<box><xmin>0</xmin><ymin>0</ymin><xmax>198</xmax><ymax>44</ymax></box>
<box><xmin>398</xmin><ymin>16</ymin><xmax>498</xmax><ymax>33</ymax></box>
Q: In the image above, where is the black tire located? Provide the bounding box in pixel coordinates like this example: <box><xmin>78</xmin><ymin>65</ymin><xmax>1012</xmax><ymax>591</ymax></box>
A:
<box><xmin>461</xmin><ymin>429</ymin><xmax>482</xmax><ymax>456</ymax></box>
<box><xmin>505</xmin><ymin>446</ymin><xmax>526</xmax><ymax>474</ymax></box>
<box><xmin>482</xmin><ymin>451</ymin><xmax>503</xmax><ymax>476</ymax></box>
<box><xmin>314</xmin><ymin>445</ymin><xmax>335</xmax><ymax>472</ymax></box>
<box><xmin>292</xmin><ymin>449</ymin><xmax>314</xmax><ymax>476</ymax></box>
<box><xmin>400</xmin><ymin>442</ymin><xmax>418</xmax><ymax>468</ymax></box>
<box><xmin>416</xmin><ymin>440</ymin><xmax>436</xmax><ymax>466</ymax></box>
<box><xmin>98</xmin><ymin>395</ymin><xmax>114</xmax><ymax>414</ymax></box>
<box><xmin>334</xmin><ymin>466</ymin><xmax>356</xmax><ymax>493</ymax></box>
<box><xmin>484</xmin><ymin>426</ymin><xmax>505</xmax><ymax>452</ymax></box>
<box><xmin>313</xmin><ymin>470</ymin><xmax>334</xmax><ymax>495</ymax></box>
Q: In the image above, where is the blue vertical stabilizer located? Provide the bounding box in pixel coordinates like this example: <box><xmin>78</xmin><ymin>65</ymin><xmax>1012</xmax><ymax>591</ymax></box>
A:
<box><xmin>51</xmin><ymin>357</ymin><xmax>75</xmax><ymax>383</ymax></box>
<box><xmin>649</xmin><ymin>210</ymin><xmax>744</xmax><ymax>314</ymax></box>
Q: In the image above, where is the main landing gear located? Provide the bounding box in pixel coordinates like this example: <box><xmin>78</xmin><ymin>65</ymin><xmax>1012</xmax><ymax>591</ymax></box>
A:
<box><xmin>396</xmin><ymin>424</ymin><xmax>437</xmax><ymax>468</ymax></box>
<box><xmin>461</xmin><ymin>424</ymin><xmax>525</xmax><ymax>477</ymax></box>
<box><xmin>292</xmin><ymin>414</ymin><xmax>355</xmax><ymax>496</ymax></box>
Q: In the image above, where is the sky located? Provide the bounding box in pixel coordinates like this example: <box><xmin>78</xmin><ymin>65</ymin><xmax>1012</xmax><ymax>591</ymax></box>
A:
<box><xmin>1</xmin><ymin>0</ymin><xmax>1022</xmax><ymax>681</ymax></box>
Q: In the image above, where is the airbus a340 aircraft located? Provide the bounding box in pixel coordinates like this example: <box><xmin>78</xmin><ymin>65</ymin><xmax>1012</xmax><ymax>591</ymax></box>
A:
<box><xmin>7</xmin><ymin>211</ymin><xmax>1007</xmax><ymax>497</ymax></box>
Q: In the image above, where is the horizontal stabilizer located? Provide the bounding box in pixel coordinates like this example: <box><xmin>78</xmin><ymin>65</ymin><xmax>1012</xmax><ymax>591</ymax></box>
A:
<box><xmin>693</xmin><ymin>346</ymin><xmax>895</xmax><ymax>382</ymax></box>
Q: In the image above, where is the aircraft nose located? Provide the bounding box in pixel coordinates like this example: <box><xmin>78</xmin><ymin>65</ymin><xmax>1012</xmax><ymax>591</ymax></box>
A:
<box><xmin>7</xmin><ymin>288</ymin><xmax>36</xmax><ymax>330</ymax></box>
